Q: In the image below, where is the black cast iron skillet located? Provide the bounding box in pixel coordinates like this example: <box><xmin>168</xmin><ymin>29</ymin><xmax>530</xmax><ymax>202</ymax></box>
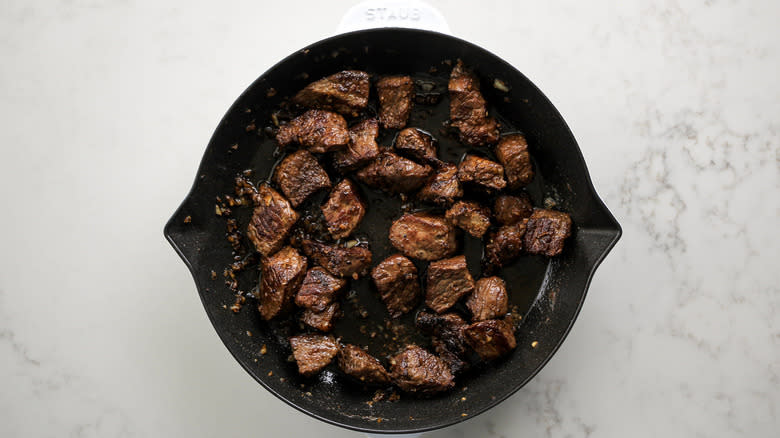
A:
<box><xmin>164</xmin><ymin>28</ymin><xmax>621</xmax><ymax>434</ymax></box>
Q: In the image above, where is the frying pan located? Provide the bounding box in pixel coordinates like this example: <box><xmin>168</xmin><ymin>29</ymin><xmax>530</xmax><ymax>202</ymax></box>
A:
<box><xmin>164</xmin><ymin>20</ymin><xmax>621</xmax><ymax>435</ymax></box>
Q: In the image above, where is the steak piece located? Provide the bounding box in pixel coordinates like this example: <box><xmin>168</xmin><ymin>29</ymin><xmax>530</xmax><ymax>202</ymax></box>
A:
<box><xmin>247</xmin><ymin>184</ymin><xmax>299</xmax><ymax>257</ymax></box>
<box><xmin>425</xmin><ymin>255</ymin><xmax>475</xmax><ymax>313</ymax></box>
<box><xmin>291</xmin><ymin>70</ymin><xmax>370</xmax><ymax>116</ymax></box>
<box><xmin>301</xmin><ymin>302</ymin><xmax>340</xmax><ymax>332</ymax></box>
<box><xmin>416</xmin><ymin>311</ymin><xmax>467</xmax><ymax>335</ymax></box>
<box><xmin>463</xmin><ymin>318</ymin><xmax>516</xmax><ymax>361</ymax></box>
<box><xmin>295</xmin><ymin>267</ymin><xmax>347</xmax><ymax>312</ymax></box>
<box><xmin>416</xmin><ymin>312</ymin><xmax>471</xmax><ymax>374</ymax></box>
<box><xmin>394</xmin><ymin>128</ymin><xmax>437</xmax><ymax>163</ymax></box>
<box><xmin>371</xmin><ymin>254</ymin><xmax>421</xmax><ymax>318</ymax></box>
<box><xmin>257</xmin><ymin>246</ymin><xmax>308</xmax><ymax>320</ymax></box>
<box><xmin>301</xmin><ymin>239</ymin><xmax>372</xmax><ymax>279</ymax></box>
<box><xmin>448</xmin><ymin>60</ymin><xmax>499</xmax><ymax>147</ymax></box>
<box><xmin>332</xmin><ymin>118</ymin><xmax>380</xmax><ymax>172</ymax></box>
<box><xmin>457</xmin><ymin>155</ymin><xmax>506</xmax><ymax>191</ymax></box>
<box><xmin>494</xmin><ymin>193</ymin><xmax>534</xmax><ymax>225</ymax></box>
<box><xmin>273</xmin><ymin>149</ymin><xmax>331</xmax><ymax>207</ymax></box>
<box><xmin>355</xmin><ymin>152</ymin><xmax>433</xmax><ymax>193</ymax></box>
<box><xmin>466</xmin><ymin>277</ymin><xmax>508</xmax><ymax>321</ymax></box>
<box><xmin>388</xmin><ymin>213</ymin><xmax>458</xmax><ymax>261</ymax></box>
<box><xmin>417</xmin><ymin>162</ymin><xmax>463</xmax><ymax>206</ymax></box>
<box><xmin>376</xmin><ymin>76</ymin><xmax>414</xmax><ymax>129</ymax></box>
<box><xmin>338</xmin><ymin>344</ymin><xmax>391</xmax><ymax>385</ymax></box>
<box><xmin>276</xmin><ymin>109</ymin><xmax>349</xmax><ymax>153</ymax></box>
<box><xmin>523</xmin><ymin>209</ymin><xmax>572</xmax><ymax>256</ymax></box>
<box><xmin>389</xmin><ymin>345</ymin><xmax>455</xmax><ymax>394</ymax></box>
<box><xmin>321</xmin><ymin>179</ymin><xmax>366</xmax><ymax>240</ymax></box>
<box><xmin>289</xmin><ymin>334</ymin><xmax>339</xmax><ymax>376</ymax></box>
<box><xmin>495</xmin><ymin>133</ymin><xmax>534</xmax><ymax>189</ymax></box>
<box><xmin>445</xmin><ymin>200</ymin><xmax>491</xmax><ymax>238</ymax></box>
<box><xmin>484</xmin><ymin>219</ymin><xmax>529</xmax><ymax>269</ymax></box>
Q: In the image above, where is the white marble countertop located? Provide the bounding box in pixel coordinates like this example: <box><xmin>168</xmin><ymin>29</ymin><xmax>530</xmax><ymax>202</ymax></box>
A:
<box><xmin>1</xmin><ymin>1</ymin><xmax>777</xmax><ymax>436</ymax></box>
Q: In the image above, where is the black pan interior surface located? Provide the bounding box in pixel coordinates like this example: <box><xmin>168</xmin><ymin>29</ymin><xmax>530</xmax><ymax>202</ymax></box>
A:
<box><xmin>164</xmin><ymin>28</ymin><xmax>621</xmax><ymax>434</ymax></box>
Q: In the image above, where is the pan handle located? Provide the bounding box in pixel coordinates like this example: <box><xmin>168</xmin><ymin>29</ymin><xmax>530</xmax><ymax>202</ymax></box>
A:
<box><xmin>336</xmin><ymin>0</ymin><xmax>451</xmax><ymax>35</ymax></box>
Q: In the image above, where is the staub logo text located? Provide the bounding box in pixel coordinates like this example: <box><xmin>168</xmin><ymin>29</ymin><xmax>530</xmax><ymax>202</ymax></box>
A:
<box><xmin>365</xmin><ymin>7</ymin><xmax>421</xmax><ymax>21</ymax></box>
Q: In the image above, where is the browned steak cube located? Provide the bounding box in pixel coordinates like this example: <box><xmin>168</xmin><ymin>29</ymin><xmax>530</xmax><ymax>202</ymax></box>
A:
<box><xmin>495</xmin><ymin>133</ymin><xmax>534</xmax><ymax>189</ymax></box>
<box><xmin>389</xmin><ymin>345</ymin><xmax>454</xmax><ymax>394</ymax></box>
<box><xmin>272</xmin><ymin>149</ymin><xmax>331</xmax><ymax>207</ymax></box>
<box><xmin>276</xmin><ymin>109</ymin><xmax>349</xmax><ymax>153</ymax></box>
<box><xmin>425</xmin><ymin>255</ymin><xmax>475</xmax><ymax>313</ymax></box>
<box><xmin>457</xmin><ymin>155</ymin><xmax>506</xmax><ymax>191</ymax></box>
<box><xmin>417</xmin><ymin>162</ymin><xmax>463</xmax><ymax>206</ymax></box>
<box><xmin>321</xmin><ymin>179</ymin><xmax>365</xmax><ymax>240</ymax></box>
<box><xmin>376</xmin><ymin>76</ymin><xmax>414</xmax><ymax>129</ymax></box>
<box><xmin>371</xmin><ymin>254</ymin><xmax>421</xmax><ymax>318</ymax></box>
<box><xmin>301</xmin><ymin>302</ymin><xmax>340</xmax><ymax>332</ymax></box>
<box><xmin>291</xmin><ymin>70</ymin><xmax>370</xmax><ymax>116</ymax></box>
<box><xmin>494</xmin><ymin>193</ymin><xmax>533</xmax><ymax>225</ymax></box>
<box><xmin>355</xmin><ymin>152</ymin><xmax>433</xmax><ymax>193</ymax></box>
<box><xmin>463</xmin><ymin>318</ymin><xmax>516</xmax><ymax>361</ymax></box>
<box><xmin>416</xmin><ymin>312</ymin><xmax>471</xmax><ymax>374</ymax></box>
<box><xmin>456</xmin><ymin>119</ymin><xmax>501</xmax><ymax>148</ymax></box>
<box><xmin>301</xmin><ymin>239</ymin><xmax>372</xmax><ymax>279</ymax></box>
<box><xmin>445</xmin><ymin>200</ymin><xmax>491</xmax><ymax>238</ymax></box>
<box><xmin>415</xmin><ymin>311</ymin><xmax>467</xmax><ymax>335</ymax></box>
<box><xmin>484</xmin><ymin>219</ymin><xmax>529</xmax><ymax>269</ymax></box>
<box><xmin>523</xmin><ymin>209</ymin><xmax>572</xmax><ymax>256</ymax></box>
<box><xmin>295</xmin><ymin>267</ymin><xmax>347</xmax><ymax>311</ymax></box>
<box><xmin>332</xmin><ymin>118</ymin><xmax>380</xmax><ymax>172</ymax></box>
<box><xmin>247</xmin><ymin>184</ymin><xmax>299</xmax><ymax>257</ymax></box>
<box><xmin>289</xmin><ymin>334</ymin><xmax>338</xmax><ymax>376</ymax></box>
<box><xmin>388</xmin><ymin>213</ymin><xmax>458</xmax><ymax>261</ymax></box>
<box><xmin>338</xmin><ymin>344</ymin><xmax>390</xmax><ymax>385</ymax></box>
<box><xmin>466</xmin><ymin>277</ymin><xmax>508</xmax><ymax>321</ymax></box>
<box><xmin>257</xmin><ymin>246</ymin><xmax>308</xmax><ymax>320</ymax></box>
<box><xmin>394</xmin><ymin>128</ymin><xmax>437</xmax><ymax>163</ymax></box>
<box><xmin>431</xmin><ymin>338</ymin><xmax>468</xmax><ymax>376</ymax></box>
<box><xmin>448</xmin><ymin>60</ymin><xmax>499</xmax><ymax>147</ymax></box>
